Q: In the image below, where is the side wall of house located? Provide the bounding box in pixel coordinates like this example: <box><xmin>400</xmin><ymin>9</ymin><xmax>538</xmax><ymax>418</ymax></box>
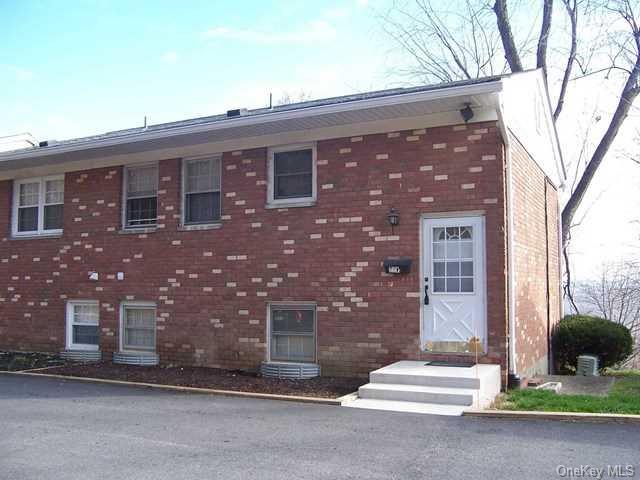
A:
<box><xmin>509</xmin><ymin>132</ymin><xmax>561</xmax><ymax>377</ymax></box>
<box><xmin>0</xmin><ymin>122</ymin><xmax>508</xmax><ymax>377</ymax></box>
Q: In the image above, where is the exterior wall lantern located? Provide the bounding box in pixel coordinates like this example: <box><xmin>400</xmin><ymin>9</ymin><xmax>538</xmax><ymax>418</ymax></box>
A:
<box><xmin>387</xmin><ymin>207</ymin><xmax>399</xmax><ymax>234</ymax></box>
<box><xmin>460</xmin><ymin>102</ymin><xmax>474</xmax><ymax>123</ymax></box>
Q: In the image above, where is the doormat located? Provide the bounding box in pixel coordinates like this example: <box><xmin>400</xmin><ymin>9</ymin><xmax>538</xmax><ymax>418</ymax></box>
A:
<box><xmin>424</xmin><ymin>361</ymin><xmax>476</xmax><ymax>368</ymax></box>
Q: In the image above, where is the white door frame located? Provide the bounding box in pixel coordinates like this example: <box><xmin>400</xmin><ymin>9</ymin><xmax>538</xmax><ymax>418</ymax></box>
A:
<box><xmin>419</xmin><ymin>212</ymin><xmax>488</xmax><ymax>353</ymax></box>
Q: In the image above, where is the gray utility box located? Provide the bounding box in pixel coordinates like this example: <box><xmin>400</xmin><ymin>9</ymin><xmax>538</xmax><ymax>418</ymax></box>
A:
<box><xmin>576</xmin><ymin>355</ymin><xmax>599</xmax><ymax>376</ymax></box>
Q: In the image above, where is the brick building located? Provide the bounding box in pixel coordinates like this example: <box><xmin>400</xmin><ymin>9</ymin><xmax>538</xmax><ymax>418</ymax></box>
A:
<box><xmin>0</xmin><ymin>70</ymin><xmax>564</xmax><ymax>385</ymax></box>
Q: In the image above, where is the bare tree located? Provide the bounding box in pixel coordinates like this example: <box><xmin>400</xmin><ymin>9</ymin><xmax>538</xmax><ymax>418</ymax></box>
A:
<box><xmin>383</xmin><ymin>0</ymin><xmax>640</xmax><ymax>299</ymax></box>
<box><xmin>276</xmin><ymin>90</ymin><xmax>313</xmax><ymax>106</ymax></box>
<box><xmin>577</xmin><ymin>261</ymin><xmax>640</xmax><ymax>366</ymax></box>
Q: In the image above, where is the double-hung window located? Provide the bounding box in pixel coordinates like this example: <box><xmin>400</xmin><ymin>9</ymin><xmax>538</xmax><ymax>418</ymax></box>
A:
<box><xmin>270</xmin><ymin>304</ymin><xmax>316</xmax><ymax>363</ymax></box>
<box><xmin>12</xmin><ymin>176</ymin><xmax>64</xmax><ymax>236</ymax></box>
<box><xmin>267</xmin><ymin>144</ymin><xmax>316</xmax><ymax>206</ymax></box>
<box><xmin>121</xmin><ymin>303</ymin><xmax>156</xmax><ymax>352</ymax></box>
<box><xmin>66</xmin><ymin>301</ymin><xmax>100</xmax><ymax>351</ymax></box>
<box><xmin>182</xmin><ymin>156</ymin><xmax>221</xmax><ymax>225</ymax></box>
<box><xmin>124</xmin><ymin>164</ymin><xmax>158</xmax><ymax>228</ymax></box>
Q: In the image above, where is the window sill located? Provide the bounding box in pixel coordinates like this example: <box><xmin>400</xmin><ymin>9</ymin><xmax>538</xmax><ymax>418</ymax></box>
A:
<box><xmin>265</xmin><ymin>200</ymin><xmax>316</xmax><ymax>210</ymax></box>
<box><xmin>10</xmin><ymin>232</ymin><xmax>63</xmax><ymax>241</ymax></box>
<box><xmin>119</xmin><ymin>227</ymin><xmax>157</xmax><ymax>235</ymax></box>
<box><xmin>178</xmin><ymin>223</ymin><xmax>222</xmax><ymax>232</ymax></box>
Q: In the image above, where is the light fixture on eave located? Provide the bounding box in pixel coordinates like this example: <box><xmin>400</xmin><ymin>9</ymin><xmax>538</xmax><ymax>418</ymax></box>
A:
<box><xmin>460</xmin><ymin>102</ymin><xmax>474</xmax><ymax>123</ymax></box>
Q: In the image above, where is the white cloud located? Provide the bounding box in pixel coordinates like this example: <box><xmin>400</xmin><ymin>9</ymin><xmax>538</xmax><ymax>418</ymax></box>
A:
<box><xmin>203</xmin><ymin>20</ymin><xmax>336</xmax><ymax>45</ymax></box>
<box><xmin>161</xmin><ymin>51</ymin><xmax>179</xmax><ymax>63</ymax></box>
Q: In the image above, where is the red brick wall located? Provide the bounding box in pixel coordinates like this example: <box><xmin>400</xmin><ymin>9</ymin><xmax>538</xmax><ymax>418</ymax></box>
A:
<box><xmin>509</xmin><ymin>132</ymin><xmax>561</xmax><ymax>377</ymax></box>
<box><xmin>0</xmin><ymin>122</ymin><xmax>509</xmax><ymax>377</ymax></box>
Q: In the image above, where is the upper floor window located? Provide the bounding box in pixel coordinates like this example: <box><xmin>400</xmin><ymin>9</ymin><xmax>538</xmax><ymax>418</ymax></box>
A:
<box><xmin>124</xmin><ymin>164</ymin><xmax>158</xmax><ymax>229</ymax></box>
<box><xmin>182</xmin><ymin>156</ymin><xmax>221</xmax><ymax>225</ymax></box>
<box><xmin>12</xmin><ymin>175</ymin><xmax>64</xmax><ymax>236</ymax></box>
<box><xmin>267</xmin><ymin>144</ymin><xmax>316</xmax><ymax>206</ymax></box>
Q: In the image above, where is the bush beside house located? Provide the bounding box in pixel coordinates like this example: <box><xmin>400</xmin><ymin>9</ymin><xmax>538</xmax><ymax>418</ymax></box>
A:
<box><xmin>553</xmin><ymin>315</ymin><xmax>633</xmax><ymax>374</ymax></box>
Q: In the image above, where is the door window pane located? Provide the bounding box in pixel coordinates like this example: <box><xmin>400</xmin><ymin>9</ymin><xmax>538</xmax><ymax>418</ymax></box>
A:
<box><xmin>432</xmin><ymin>224</ymin><xmax>475</xmax><ymax>294</ymax></box>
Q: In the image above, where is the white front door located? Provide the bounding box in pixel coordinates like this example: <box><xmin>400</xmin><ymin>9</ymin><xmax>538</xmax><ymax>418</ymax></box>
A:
<box><xmin>421</xmin><ymin>216</ymin><xmax>486</xmax><ymax>354</ymax></box>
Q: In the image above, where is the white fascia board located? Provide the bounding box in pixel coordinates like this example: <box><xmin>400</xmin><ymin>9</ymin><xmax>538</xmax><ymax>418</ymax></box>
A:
<box><xmin>0</xmin><ymin>80</ymin><xmax>504</xmax><ymax>163</ymax></box>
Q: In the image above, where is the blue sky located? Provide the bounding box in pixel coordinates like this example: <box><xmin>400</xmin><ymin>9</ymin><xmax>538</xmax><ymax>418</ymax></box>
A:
<box><xmin>2</xmin><ymin>0</ymin><xmax>388</xmax><ymax>140</ymax></box>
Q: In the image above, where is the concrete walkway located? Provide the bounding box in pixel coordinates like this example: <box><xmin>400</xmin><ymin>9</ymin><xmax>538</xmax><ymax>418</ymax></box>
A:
<box><xmin>1</xmin><ymin>374</ymin><xmax>638</xmax><ymax>480</ymax></box>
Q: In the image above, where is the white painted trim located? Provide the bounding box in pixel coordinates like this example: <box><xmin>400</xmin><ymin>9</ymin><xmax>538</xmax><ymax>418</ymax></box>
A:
<box><xmin>11</xmin><ymin>174</ymin><xmax>64</xmax><ymax>237</ymax></box>
<box><xmin>180</xmin><ymin>154</ymin><xmax>222</xmax><ymax>227</ymax></box>
<box><xmin>122</xmin><ymin>162</ymin><xmax>159</xmax><ymax>230</ymax></box>
<box><xmin>65</xmin><ymin>300</ymin><xmax>100</xmax><ymax>351</ymax></box>
<box><xmin>0</xmin><ymin>81</ymin><xmax>503</xmax><ymax>163</ymax></box>
<box><xmin>266</xmin><ymin>143</ymin><xmax>317</xmax><ymax>207</ymax></box>
<box><xmin>266</xmin><ymin>302</ymin><xmax>317</xmax><ymax>364</ymax></box>
<box><xmin>0</xmin><ymin>109</ymin><xmax>499</xmax><ymax>180</ymax></box>
<box><xmin>494</xmin><ymin>97</ymin><xmax>518</xmax><ymax>376</ymax></box>
<box><xmin>119</xmin><ymin>301</ymin><xmax>157</xmax><ymax>353</ymax></box>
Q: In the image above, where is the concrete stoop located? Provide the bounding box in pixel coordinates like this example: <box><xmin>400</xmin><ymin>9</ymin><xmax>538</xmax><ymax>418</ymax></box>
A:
<box><xmin>343</xmin><ymin>360</ymin><xmax>501</xmax><ymax>416</ymax></box>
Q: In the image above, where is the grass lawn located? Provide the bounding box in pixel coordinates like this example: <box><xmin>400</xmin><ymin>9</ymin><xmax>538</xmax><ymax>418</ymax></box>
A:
<box><xmin>499</xmin><ymin>373</ymin><xmax>640</xmax><ymax>415</ymax></box>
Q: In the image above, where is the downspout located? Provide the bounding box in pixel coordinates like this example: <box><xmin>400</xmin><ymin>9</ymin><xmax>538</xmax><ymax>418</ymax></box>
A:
<box><xmin>493</xmin><ymin>94</ymin><xmax>518</xmax><ymax>382</ymax></box>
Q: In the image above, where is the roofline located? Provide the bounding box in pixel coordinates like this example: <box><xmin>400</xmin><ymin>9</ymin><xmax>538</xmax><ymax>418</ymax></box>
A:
<box><xmin>0</xmin><ymin>79</ymin><xmax>504</xmax><ymax>163</ymax></box>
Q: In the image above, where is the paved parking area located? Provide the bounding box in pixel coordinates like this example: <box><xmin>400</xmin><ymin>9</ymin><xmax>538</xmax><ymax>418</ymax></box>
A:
<box><xmin>1</xmin><ymin>374</ymin><xmax>638</xmax><ymax>480</ymax></box>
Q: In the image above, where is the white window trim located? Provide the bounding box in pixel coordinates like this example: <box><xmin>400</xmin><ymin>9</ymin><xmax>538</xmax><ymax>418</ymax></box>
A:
<box><xmin>12</xmin><ymin>174</ymin><xmax>64</xmax><ymax>237</ymax></box>
<box><xmin>181</xmin><ymin>154</ymin><xmax>223</xmax><ymax>227</ymax></box>
<box><xmin>119</xmin><ymin>301</ymin><xmax>157</xmax><ymax>353</ymax></box>
<box><xmin>122</xmin><ymin>162</ymin><xmax>159</xmax><ymax>230</ymax></box>
<box><xmin>266</xmin><ymin>302</ymin><xmax>317</xmax><ymax>364</ymax></box>
<box><xmin>65</xmin><ymin>300</ymin><xmax>100</xmax><ymax>351</ymax></box>
<box><xmin>266</xmin><ymin>143</ymin><xmax>317</xmax><ymax>207</ymax></box>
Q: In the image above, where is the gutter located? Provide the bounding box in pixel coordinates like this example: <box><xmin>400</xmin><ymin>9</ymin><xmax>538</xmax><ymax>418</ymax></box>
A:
<box><xmin>0</xmin><ymin>81</ymin><xmax>504</xmax><ymax>163</ymax></box>
<box><xmin>493</xmin><ymin>95</ymin><xmax>518</xmax><ymax>379</ymax></box>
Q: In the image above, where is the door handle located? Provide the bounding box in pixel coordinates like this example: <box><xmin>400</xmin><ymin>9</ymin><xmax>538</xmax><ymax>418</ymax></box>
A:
<box><xmin>424</xmin><ymin>277</ymin><xmax>429</xmax><ymax>305</ymax></box>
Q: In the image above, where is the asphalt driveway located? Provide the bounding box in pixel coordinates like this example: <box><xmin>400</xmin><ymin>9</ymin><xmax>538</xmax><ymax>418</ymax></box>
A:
<box><xmin>1</xmin><ymin>374</ymin><xmax>638</xmax><ymax>480</ymax></box>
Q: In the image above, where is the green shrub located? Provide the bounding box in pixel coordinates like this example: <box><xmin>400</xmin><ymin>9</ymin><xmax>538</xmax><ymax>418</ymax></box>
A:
<box><xmin>552</xmin><ymin>315</ymin><xmax>633</xmax><ymax>374</ymax></box>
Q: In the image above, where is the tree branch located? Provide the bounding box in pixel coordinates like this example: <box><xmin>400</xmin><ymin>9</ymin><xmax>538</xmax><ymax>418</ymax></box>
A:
<box><xmin>537</xmin><ymin>0</ymin><xmax>555</xmax><ymax>72</ymax></box>
<box><xmin>553</xmin><ymin>0</ymin><xmax>578</xmax><ymax>122</ymax></box>
<box><xmin>493</xmin><ymin>0</ymin><xmax>524</xmax><ymax>72</ymax></box>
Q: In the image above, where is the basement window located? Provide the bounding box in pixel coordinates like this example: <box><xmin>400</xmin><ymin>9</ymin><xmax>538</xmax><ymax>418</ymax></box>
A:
<box><xmin>121</xmin><ymin>303</ymin><xmax>156</xmax><ymax>352</ymax></box>
<box><xmin>267</xmin><ymin>144</ymin><xmax>316</xmax><ymax>207</ymax></box>
<box><xmin>182</xmin><ymin>156</ymin><xmax>221</xmax><ymax>225</ymax></box>
<box><xmin>270</xmin><ymin>304</ymin><xmax>316</xmax><ymax>363</ymax></box>
<box><xmin>124</xmin><ymin>164</ymin><xmax>158</xmax><ymax>228</ymax></box>
<box><xmin>12</xmin><ymin>175</ymin><xmax>64</xmax><ymax>236</ymax></box>
<box><xmin>66</xmin><ymin>301</ymin><xmax>100</xmax><ymax>351</ymax></box>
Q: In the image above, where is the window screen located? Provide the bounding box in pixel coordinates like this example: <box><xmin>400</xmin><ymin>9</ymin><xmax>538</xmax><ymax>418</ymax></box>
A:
<box><xmin>184</xmin><ymin>157</ymin><xmax>221</xmax><ymax>224</ymax></box>
<box><xmin>123</xmin><ymin>306</ymin><xmax>156</xmax><ymax>351</ymax></box>
<box><xmin>270</xmin><ymin>305</ymin><xmax>315</xmax><ymax>362</ymax></box>
<box><xmin>125</xmin><ymin>165</ymin><xmax>158</xmax><ymax>228</ymax></box>
<box><xmin>273</xmin><ymin>149</ymin><xmax>313</xmax><ymax>200</ymax></box>
<box><xmin>69</xmin><ymin>302</ymin><xmax>99</xmax><ymax>348</ymax></box>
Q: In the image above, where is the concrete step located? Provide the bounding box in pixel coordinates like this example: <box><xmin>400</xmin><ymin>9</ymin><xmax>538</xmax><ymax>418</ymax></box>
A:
<box><xmin>358</xmin><ymin>383</ymin><xmax>476</xmax><ymax>406</ymax></box>
<box><xmin>345</xmin><ymin>398</ymin><xmax>466</xmax><ymax>416</ymax></box>
<box><xmin>371</xmin><ymin>370</ymin><xmax>479</xmax><ymax>389</ymax></box>
<box><xmin>370</xmin><ymin>361</ymin><xmax>492</xmax><ymax>389</ymax></box>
